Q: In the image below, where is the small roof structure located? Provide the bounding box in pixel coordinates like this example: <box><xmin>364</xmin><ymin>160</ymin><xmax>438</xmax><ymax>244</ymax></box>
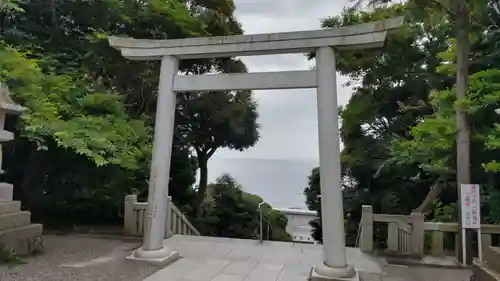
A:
<box><xmin>0</xmin><ymin>83</ymin><xmax>27</xmax><ymax>114</ymax></box>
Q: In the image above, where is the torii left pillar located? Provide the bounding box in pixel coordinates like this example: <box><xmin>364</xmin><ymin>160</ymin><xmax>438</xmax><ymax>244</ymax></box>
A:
<box><xmin>126</xmin><ymin>56</ymin><xmax>180</xmax><ymax>265</ymax></box>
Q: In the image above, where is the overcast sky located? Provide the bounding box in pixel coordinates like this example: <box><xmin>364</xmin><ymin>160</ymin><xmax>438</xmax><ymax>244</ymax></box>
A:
<box><xmin>205</xmin><ymin>0</ymin><xmax>354</xmax><ymax>207</ymax></box>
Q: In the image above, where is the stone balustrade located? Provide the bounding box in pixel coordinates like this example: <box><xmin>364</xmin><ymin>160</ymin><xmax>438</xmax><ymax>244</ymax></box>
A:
<box><xmin>360</xmin><ymin>205</ymin><xmax>500</xmax><ymax>258</ymax></box>
<box><xmin>422</xmin><ymin>221</ymin><xmax>500</xmax><ymax>258</ymax></box>
<box><xmin>124</xmin><ymin>195</ymin><xmax>200</xmax><ymax>237</ymax></box>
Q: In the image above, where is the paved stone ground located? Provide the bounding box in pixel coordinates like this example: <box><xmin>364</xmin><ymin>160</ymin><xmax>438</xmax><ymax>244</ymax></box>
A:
<box><xmin>360</xmin><ymin>264</ymin><xmax>472</xmax><ymax>281</ymax></box>
<box><xmin>0</xmin><ymin>234</ymin><xmax>159</xmax><ymax>281</ymax></box>
<box><xmin>0</xmin><ymin>234</ymin><xmax>473</xmax><ymax>281</ymax></box>
<box><xmin>145</xmin><ymin>235</ymin><xmax>473</xmax><ymax>281</ymax></box>
<box><xmin>144</xmin><ymin>235</ymin><xmax>383</xmax><ymax>281</ymax></box>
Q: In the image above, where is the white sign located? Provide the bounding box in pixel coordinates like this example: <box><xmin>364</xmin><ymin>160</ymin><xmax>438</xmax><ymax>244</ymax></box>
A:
<box><xmin>460</xmin><ymin>184</ymin><xmax>481</xmax><ymax>229</ymax></box>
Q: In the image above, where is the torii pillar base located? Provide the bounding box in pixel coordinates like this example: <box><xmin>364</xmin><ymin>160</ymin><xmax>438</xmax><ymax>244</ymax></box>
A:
<box><xmin>309</xmin><ymin>264</ymin><xmax>359</xmax><ymax>281</ymax></box>
<box><xmin>126</xmin><ymin>246</ymin><xmax>179</xmax><ymax>266</ymax></box>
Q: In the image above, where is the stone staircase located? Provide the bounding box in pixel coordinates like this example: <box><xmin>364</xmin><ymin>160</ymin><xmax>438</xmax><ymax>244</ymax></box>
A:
<box><xmin>0</xmin><ymin>183</ymin><xmax>43</xmax><ymax>257</ymax></box>
<box><xmin>473</xmin><ymin>246</ymin><xmax>500</xmax><ymax>281</ymax></box>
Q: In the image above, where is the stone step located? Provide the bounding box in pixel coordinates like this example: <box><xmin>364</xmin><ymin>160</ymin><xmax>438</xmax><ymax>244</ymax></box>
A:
<box><xmin>0</xmin><ymin>183</ymin><xmax>13</xmax><ymax>202</ymax></box>
<box><xmin>0</xmin><ymin>224</ymin><xmax>43</xmax><ymax>255</ymax></box>
<box><xmin>473</xmin><ymin>260</ymin><xmax>500</xmax><ymax>281</ymax></box>
<box><xmin>485</xmin><ymin>246</ymin><xmax>500</xmax><ymax>272</ymax></box>
<box><xmin>0</xmin><ymin>211</ymin><xmax>31</xmax><ymax>232</ymax></box>
<box><xmin>0</xmin><ymin>201</ymin><xmax>21</xmax><ymax>215</ymax></box>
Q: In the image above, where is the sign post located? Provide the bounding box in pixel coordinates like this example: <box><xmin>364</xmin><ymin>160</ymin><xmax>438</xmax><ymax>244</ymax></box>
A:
<box><xmin>460</xmin><ymin>184</ymin><xmax>481</xmax><ymax>265</ymax></box>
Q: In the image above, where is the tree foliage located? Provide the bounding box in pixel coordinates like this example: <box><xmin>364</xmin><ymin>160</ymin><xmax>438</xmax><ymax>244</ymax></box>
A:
<box><xmin>0</xmin><ymin>0</ymin><xmax>260</xmax><ymax>229</ymax></box>
<box><xmin>177</xmin><ymin>89</ymin><xmax>260</xmax><ymax>216</ymax></box>
<box><xmin>0</xmin><ymin>44</ymin><xmax>150</xmax><ymax>169</ymax></box>
<box><xmin>303</xmin><ymin>167</ymin><xmax>322</xmax><ymax>242</ymax></box>
<box><xmin>305</xmin><ymin>0</ymin><xmax>500</xmax><ymax>243</ymax></box>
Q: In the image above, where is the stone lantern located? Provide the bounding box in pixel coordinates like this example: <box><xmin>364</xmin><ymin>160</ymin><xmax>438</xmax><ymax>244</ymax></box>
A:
<box><xmin>0</xmin><ymin>83</ymin><xmax>26</xmax><ymax>201</ymax></box>
<box><xmin>0</xmin><ymin>82</ymin><xmax>42</xmax><ymax>257</ymax></box>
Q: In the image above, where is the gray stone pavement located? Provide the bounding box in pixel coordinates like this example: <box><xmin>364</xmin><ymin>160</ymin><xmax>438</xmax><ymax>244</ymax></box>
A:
<box><xmin>372</xmin><ymin>264</ymin><xmax>472</xmax><ymax>281</ymax></box>
<box><xmin>0</xmin><ymin>234</ymin><xmax>473</xmax><ymax>281</ymax></box>
<box><xmin>146</xmin><ymin>235</ymin><xmax>373</xmax><ymax>281</ymax></box>
<box><xmin>146</xmin><ymin>235</ymin><xmax>473</xmax><ymax>281</ymax></box>
<box><xmin>0</xmin><ymin>234</ymin><xmax>159</xmax><ymax>281</ymax></box>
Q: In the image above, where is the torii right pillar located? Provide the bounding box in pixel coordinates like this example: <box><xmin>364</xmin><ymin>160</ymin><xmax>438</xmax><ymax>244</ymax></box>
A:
<box><xmin>312</xmin><ymin>46</ymin><xmax>355</xmax><ymax>280</ymax></box>
<box><xmin>311</xmin><ymin>22</ymin><xmax>404</xmax><ymax>281</ymax></box>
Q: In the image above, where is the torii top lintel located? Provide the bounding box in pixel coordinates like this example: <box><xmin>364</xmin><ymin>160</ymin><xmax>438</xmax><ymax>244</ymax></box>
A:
<box><xmin>108</xmin><ymin>16</ymin><xmax>404</xmax><ymax>61</ymax></box>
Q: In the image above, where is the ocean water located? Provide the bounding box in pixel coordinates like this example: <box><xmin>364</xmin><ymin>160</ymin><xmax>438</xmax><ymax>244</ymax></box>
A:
<box><xmin>205</xmin><ymin>157</ymin><xmax>319</xmax><ymax>209</ymax></box>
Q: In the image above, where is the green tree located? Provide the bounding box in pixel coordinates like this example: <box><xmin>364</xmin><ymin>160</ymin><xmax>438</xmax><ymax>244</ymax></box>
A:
<box><xmin>177</xmin><ymin>89</ymin><xmax>260</xmax><ymax>216</ymax></box>
<box><xmin>0</xmin><ymin>43</ymin><xmax>152</xmax><ymax>219</ymax></box>
<box><xmin>0</xmin><ymin>0</ymin><xmax>254</xmax><ymax>225</ymax></box>
<box><xmin>303</xmin><ymin>167</ymin><xmax>322</xmax><ymax>242</ymax></box>
<box><xmin>365</xmin><ymin>0</ymin><xmax>500</xmax><ymax>262</ymax></box>
<box><xmin>379</xmin><ymin>0</ymin><xmax>500</xmax><ymax>211</ymax></box>
<box><xmin>303</xmin><ymin>0</ymin><xmax>500</xmax><ymax>254</ymax></box>
<box><xmin>329</xmin><ymin>2</ymin><xmax>451</xmax><ymax>213</ymax></box>
<box><xmin>304</xmin><ymin>2</ymin><xmax>453</xmax><ymax>242</ymax></box>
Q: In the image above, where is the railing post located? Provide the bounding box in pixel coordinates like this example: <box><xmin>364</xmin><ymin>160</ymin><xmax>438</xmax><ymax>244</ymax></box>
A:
<box><xmin>410</xmin><ymin>212</ymin><xmax>424</xmax><ymax>256</ymax></box>
<box><xmin>165</xmin><ymin>196</ymin><xmax>173</xmax><ymax>238</ymax></box>
<box><xmin>431</xmin><ymin>231</ymin><xmax>444</xmax><ymax>257</ymax></box>
<box><xmin>124</xmin><ymin>195</ymin><xmax>138</xmax><ymax>235</ymax></box>
<box><xmin>361</xmin><ymin>205</ymin><xmax>373</xmax><ymax>253</ymax></box>
<box><xmin>258</xmin><ymin>201</ymin><xmax>264</xmax><ymax>243</ymax></box>
<box><xmin>481</xmin><ymin>232</ymin><xmax>492</xmax><ymax>256</ymax></box>
<box><xmin>387</xmin><ymin>222</ymin><xmax>398</xmax><ymax>252</ymax></box>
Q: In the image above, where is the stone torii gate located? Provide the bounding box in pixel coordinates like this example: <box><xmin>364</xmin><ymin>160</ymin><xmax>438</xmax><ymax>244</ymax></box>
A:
<box><xmin>109</xmin><ymin>16</ymin><xmax>403</xmax><ymax>281</ymax></box>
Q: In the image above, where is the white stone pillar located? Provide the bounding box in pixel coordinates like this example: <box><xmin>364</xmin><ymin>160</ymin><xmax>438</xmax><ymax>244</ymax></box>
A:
<box><xmin>132</xmin><ymin>55</ymin><xmax>179</xmax><ymax>265</ymax></box>
<box><xmin>312</xmin><ymin>46</ymin><xmax>356</xmax><ymax>280</ymax></box>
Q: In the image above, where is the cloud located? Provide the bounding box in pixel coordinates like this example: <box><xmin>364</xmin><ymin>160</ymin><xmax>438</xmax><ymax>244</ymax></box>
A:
<box><xmin>234</xmin><ymin>0</ymin><xmax>345</xmax><ymax>33</ymax></box>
